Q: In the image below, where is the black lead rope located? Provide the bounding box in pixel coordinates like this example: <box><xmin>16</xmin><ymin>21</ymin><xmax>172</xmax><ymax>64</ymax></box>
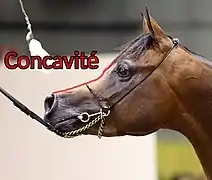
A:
<box><xmin>0</xmin><ymin>86</ymin><xmax>57</xmax><ymax>133</ymax></box>
<box><xmin>0</xmin><ymin>1</ymin><xmax>59</xmax><ymax>135</ymax></box>
<box><xmin>0</xmin><ymin>1</ymin><xmax>63</xmax><ymax>136</ymax></box>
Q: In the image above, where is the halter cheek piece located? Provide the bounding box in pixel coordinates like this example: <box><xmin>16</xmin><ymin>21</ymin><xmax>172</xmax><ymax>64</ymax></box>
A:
<box><xmin>0</xmin><ymin>0</ymin><xmax>180</xmax><ymax>139</ymax></box>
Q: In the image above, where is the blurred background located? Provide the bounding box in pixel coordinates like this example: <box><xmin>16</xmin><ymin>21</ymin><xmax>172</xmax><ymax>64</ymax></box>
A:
<box><xmin>0</xmin><ymin>0</ymin><xmax>211</xmax><ymax>180</ymax></box>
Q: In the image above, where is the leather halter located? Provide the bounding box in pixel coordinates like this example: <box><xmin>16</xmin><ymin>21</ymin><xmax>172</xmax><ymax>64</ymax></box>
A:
<box><xmin>0</xmin><ymin>37</ymin><xmax>180</xmax><ymax>137</ymax></box>
<box><xmin>78</xmin><ymin>37</ymin><xmax>180</xmax><ymax>123</ymax></box>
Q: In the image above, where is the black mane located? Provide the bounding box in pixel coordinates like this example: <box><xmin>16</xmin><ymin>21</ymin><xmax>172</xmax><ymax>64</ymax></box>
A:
<box><xmin>182</xmin><ymin>45</ymin><xmax>212</xmax><ymax>68</ymax></box>
<box><xmin>115</xmin><ymin>34</ymin><xmax>153</xmax><ymax>62</ymax></box>
<box><xmin>114</xmin><ymin>33</ymin><xmax>212</xmax><ymax>69</ymax></box>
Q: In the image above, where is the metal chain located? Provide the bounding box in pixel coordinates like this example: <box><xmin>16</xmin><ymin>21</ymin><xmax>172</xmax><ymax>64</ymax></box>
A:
<box><xmin>59</xmin><ymin>110</ymin><xmax>109</xmax><ymax>139</ymax></box>
<box><xmin>97</xmin><ymin>116</ymin><xmax>106</xmax><ymax>138</ymax></box>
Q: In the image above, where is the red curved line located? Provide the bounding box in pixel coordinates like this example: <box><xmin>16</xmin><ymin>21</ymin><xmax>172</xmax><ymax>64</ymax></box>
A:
<box><xmin>53</xmin><ymin>63</ymin><xmax>113</xmax><ymax>94</ymax></box>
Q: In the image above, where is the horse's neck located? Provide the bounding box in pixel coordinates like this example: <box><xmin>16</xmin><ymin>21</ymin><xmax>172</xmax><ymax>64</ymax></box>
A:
<box><xmin>165</xmin><ymin>50</ymin><xmax>212</xmax><ymax>179</ymax></box>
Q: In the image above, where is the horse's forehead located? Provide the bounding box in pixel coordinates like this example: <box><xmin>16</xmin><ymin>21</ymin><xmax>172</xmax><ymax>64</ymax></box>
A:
<box><xmin>134</xmin><ymin>48</ymin><xmax>163</xmax><ymax>64</ymax></box>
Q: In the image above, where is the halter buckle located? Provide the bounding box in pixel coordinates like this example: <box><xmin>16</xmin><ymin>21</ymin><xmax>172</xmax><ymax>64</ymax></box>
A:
<box><xmin>101</xmin><ymin>107</ymin><xmax>110</xmax><ymax>117</ymax></box>
<box><xmin>172</xmin><ymin>38</ymin><xmax>180</xmax><ymax>46</ymax></box>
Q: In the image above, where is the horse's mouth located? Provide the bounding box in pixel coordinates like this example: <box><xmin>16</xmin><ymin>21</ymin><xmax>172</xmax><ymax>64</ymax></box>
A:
<box><xmin>54</xmin><ymin>117</ymin><xmax>73</xmax><ymax>129</ymax></box>
<box><xmin>44</xmin><ymin>115</ymin><xmax>84</xmax><ymax>132</ymax></box>
<box><xmin>54</xmin><ymin>120</ymin><xmax>70</xmax><ymax>132</ymax></box>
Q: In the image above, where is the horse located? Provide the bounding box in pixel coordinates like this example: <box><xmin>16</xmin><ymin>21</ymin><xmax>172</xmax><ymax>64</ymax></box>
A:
<box><xmin>42</xmin><ymin>7</ymin><xmax>212</xmax><ymax>180</ymax></box>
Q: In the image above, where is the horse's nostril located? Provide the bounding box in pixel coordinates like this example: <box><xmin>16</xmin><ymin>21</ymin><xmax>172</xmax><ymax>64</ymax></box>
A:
<box><xmin>44</xmin><ymin>94</ymin><xmax>57</xmax><ymax>115</ymax></box>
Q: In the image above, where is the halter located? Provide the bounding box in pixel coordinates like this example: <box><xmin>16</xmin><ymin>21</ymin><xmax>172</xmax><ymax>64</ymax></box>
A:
<box><xmin>71</xmin><ymin>37</ymin><xmax>179</xmax><ymax>138</ymax></box>
<box><xmin>0</xmin><ymin>0</ymin><xmax>180</xmax><ymax>139</ymax></box>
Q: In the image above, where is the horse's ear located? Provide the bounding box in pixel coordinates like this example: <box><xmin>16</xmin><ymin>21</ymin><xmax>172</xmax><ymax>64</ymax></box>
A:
<box><xmin>141</xmin><ymin>13</ymin><xmax>150</xmax><ymax>34</ymax></box>
<box><xmin>144</xmin><ymin>6</ymin><xmax>166</xmax><ymax>41</ymax></box>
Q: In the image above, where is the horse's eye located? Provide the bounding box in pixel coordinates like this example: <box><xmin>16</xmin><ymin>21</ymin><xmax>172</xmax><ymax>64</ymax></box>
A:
<box><xmin>117</xmin><ymin>64</ymin><xmax>130</xmax><ymax>78</ymax></box>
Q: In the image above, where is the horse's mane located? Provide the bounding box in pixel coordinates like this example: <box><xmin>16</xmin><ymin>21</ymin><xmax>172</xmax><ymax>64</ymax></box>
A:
<box><xmin>181</xmin><ymin>45</ymin><xmax>212</xmax><ymax>68</ymax></box>
<box><xmin>113</xmin><ymin>34</ymin><xmax>153</xmax><ymax>64</ymax></box>
<box><xmin>114</xmin><ymin>33</ymin><xmax>212</xmax><ymax>69</ymax></box>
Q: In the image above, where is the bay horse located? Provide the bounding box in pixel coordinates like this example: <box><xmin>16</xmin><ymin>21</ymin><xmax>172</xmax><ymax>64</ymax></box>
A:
<box><xmin>43</xmin><ymin>7</ymin><xmax>212</xmax><ymax>180</ymax></box>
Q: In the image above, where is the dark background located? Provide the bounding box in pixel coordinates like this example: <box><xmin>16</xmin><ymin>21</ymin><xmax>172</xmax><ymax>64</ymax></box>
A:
<box><xmin>1</xmin><ymin>0</ymin><xmax>212</xmax><ymax>59</ymax></box>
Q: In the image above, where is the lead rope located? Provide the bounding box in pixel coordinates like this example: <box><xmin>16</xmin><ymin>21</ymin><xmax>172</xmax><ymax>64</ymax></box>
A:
<box><xmin>0</xmin><ymin>84</ymin><xmax>110</xmax><ymax>139</ymax></box>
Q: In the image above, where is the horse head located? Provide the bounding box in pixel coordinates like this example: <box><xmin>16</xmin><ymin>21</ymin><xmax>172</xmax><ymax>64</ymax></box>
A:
<box><xmin>43</xmin><ymin>7</ymin><xmax>212</xmax><ymax>141</ymax></box>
